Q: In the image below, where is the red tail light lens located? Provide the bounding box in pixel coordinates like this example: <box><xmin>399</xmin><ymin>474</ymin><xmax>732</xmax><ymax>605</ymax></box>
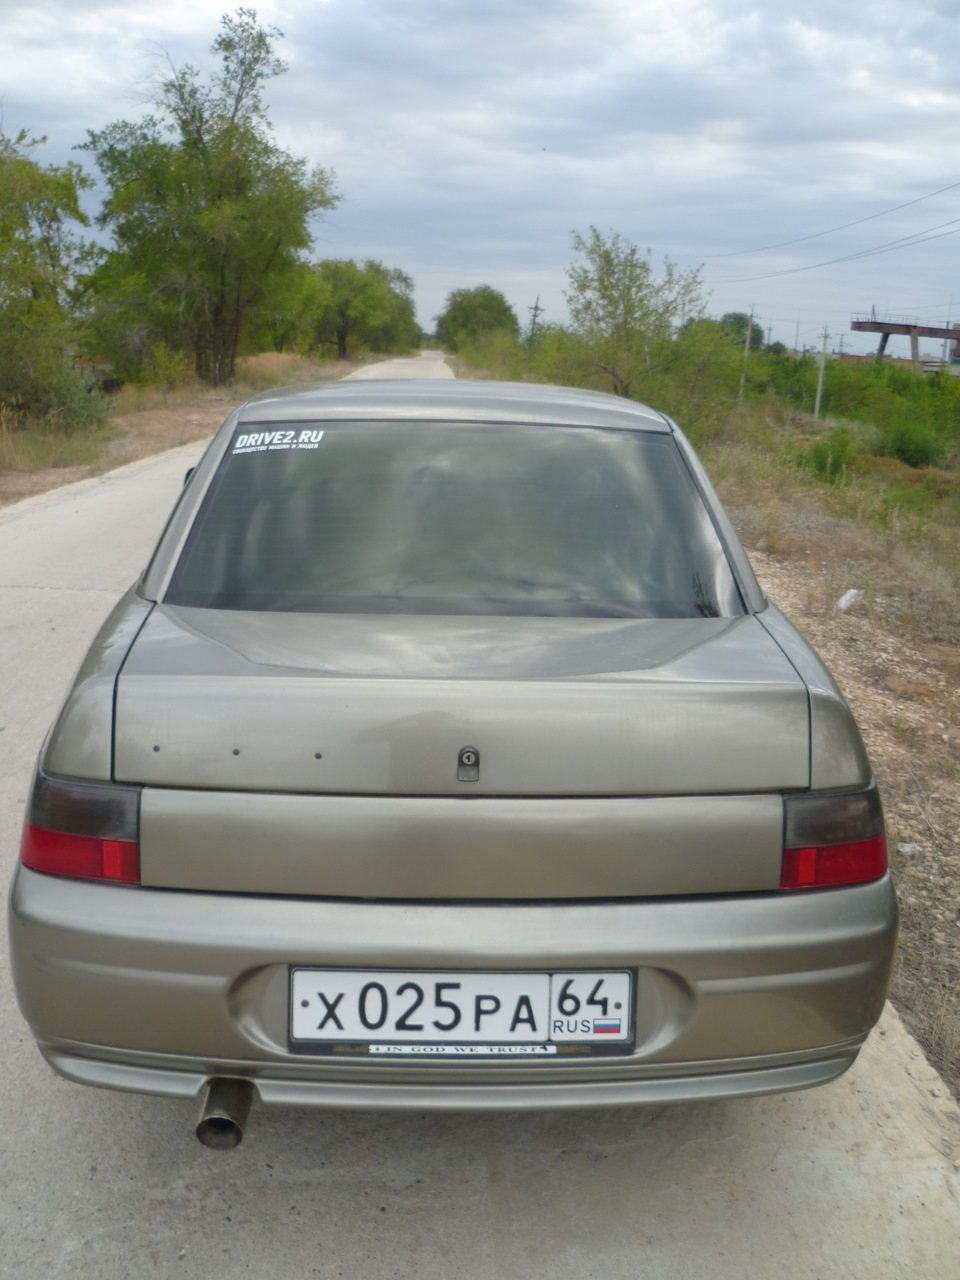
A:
<box><xmin>20</xmin><ymin>767</ymin><xmax>141</xmax><ymax>885</ymax></box>
<box><xmin>781</xmin><ymin>783</ymin><xmax>887</xmax><ymax>890</ymax></box>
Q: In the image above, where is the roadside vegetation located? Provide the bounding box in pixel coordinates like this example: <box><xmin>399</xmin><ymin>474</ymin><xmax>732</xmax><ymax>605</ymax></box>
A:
<box><xmin>0</xmin><ymin>8</ymin><xmax>418</xmax><ymax>457</ymax></box>
<box><xmin>0</xmin><ymin>351</ymin><xmax>367</xmax><ymax>499</ymax></box>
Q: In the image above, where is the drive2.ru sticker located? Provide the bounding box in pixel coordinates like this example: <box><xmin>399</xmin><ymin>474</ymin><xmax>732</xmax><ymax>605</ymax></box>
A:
<box><xmin>232</xmin><ymin>429</ymin><xmax>324</xmax><ymax>454</ymax></box>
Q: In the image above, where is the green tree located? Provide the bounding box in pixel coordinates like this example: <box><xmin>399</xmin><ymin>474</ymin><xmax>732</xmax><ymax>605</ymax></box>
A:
<box><xmin>362</xmin><ymin>263</ymin><xmax>420</xmax><ymax>353</ymax></box>
<box><xmin>83</xmin><ymin>8</ymin><xmax>338</xmax><ymax>386</ymax></box>
<box><xmin>435</xmin><ymin>285</ymin><xmax>519</xmax><ymax>351</ymax></box>
<box><xmin>664</xmin><ymin>318</ymin><xmax>742</xmax><ymax>440</ymax></box>
<box><xmin>310</xmin><ymin>259</ymin><xmax>419</xmax><ymax>358</ymax></box>
<box><xmin>0</xmin><ymin>129</ymin><xmax>104</xmax><ymax>426</ymax></box>
<box><xmin>565</xmin><ymin>227</ymin><xmax>704</xmax><ymax>398</ymax></box>
<box><xmin>245</xmin><ymin>258</ymin><xmax>331</xmax><ymax>354</ymax></box>
<box><xmin>720</xmin><ymin>311</ymin><xmax>763</xmax><ymax>352</ymax></box>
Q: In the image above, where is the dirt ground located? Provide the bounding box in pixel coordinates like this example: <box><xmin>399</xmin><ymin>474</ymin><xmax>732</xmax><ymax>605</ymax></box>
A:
<box><xmin>2</xmin><ymin>395</ymin><xmax>957</xmax><ymax>1099</ymax></box>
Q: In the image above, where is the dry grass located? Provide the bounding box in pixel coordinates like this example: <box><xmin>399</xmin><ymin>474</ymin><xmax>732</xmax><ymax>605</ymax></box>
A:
<box><xmin>893</xmin><ymin>893</ymin><xmax>960</xmax><ymax>1087</ymax></box>
<box><xmin>234</xmin><ymin>351</ymin><xmax>362</xmax><ymax>389</ymax></box>
<box><xmin>0</xmin><ymin>353</ymin><xmax>367</xmax><ymax>505</ymax></box>
<box><xmin>108</xmin><ymin>352</ymin><xmax>362</xmax><ymax>415</ymax></box>
<box><xmin>705</xmin><ymin>438</ymin><xmax>960</xmax><ymax>644</ymax></box>
<box><xmin>0</xmin><ymin>408</ymin><xmax>109</xmax><ymax>473</ymax></box>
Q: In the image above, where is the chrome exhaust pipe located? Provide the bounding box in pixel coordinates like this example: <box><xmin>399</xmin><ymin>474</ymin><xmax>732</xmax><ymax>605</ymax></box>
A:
<box><xmin>195</xmin><ymin>1078</ymin><xmax>254</xmax><ymax>1149</ymax></box>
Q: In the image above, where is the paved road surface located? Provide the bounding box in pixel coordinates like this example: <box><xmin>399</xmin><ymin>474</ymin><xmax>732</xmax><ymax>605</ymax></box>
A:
<box><xmin>346</xmin><ymin>350</ymin><xmax>455</xmax><ymax>380</ymax></box>
<box><xmin>1</xmin><ymin>355</ymin><xmax>958</xmax><ymax>1278</ymax></box>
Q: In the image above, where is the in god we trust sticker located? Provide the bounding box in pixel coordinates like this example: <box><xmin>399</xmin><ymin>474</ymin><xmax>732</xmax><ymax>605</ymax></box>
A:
<box><xmin>232</xmin><ymin>428</ymin><xmax>324</xmax><ymax>454</ymax></box>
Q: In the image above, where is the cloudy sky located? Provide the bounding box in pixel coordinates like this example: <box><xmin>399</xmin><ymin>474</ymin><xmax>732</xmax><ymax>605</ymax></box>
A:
<box><xmin>5</xmin><ymin>0</ymin><xmax>960</xmax><ymax>356</ymax></box>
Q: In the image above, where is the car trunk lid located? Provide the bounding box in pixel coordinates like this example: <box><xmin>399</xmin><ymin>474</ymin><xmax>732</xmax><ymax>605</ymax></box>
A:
<box><xmin>115</xmin><ymin>605</ymin><xmax>809</xmax><ymax>799</ymax></box>
<box><xmin>118</xmin><ymin>607</ymin><xmax>806</xmax><ymax>897</ymax></box>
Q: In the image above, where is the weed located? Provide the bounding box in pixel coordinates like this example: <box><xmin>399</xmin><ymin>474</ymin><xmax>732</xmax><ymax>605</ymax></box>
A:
<box><xmin>0</xmin><ymin>408</ymin><xmax>108</xmax><ymax>471</ymax></box>
<box><xmin>797</xmin><ymin>424</ymin><xmax>858</xmax><ymax>483</ymax></box>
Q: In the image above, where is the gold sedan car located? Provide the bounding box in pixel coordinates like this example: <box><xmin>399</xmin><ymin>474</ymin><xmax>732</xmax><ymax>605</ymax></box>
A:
<box><xmin>9</xmin><ymin>381</ymin><xmax>896</xmax><ymax>1147</ymax></box>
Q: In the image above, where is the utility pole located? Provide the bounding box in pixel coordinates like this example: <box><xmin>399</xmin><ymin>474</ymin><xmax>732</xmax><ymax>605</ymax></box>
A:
<box><xmin>528</xmin><ymin>297</ymin><xmax>543</xmax><ymax>340</ymax></box>
<box><xmin>766</xmin><ymin>325</ymin><xmax>773</xmax><ymax>348</ymax></box>
<box><xmin>794</xmin><ymin>321</ymin><xmax>800</xmax><ymax>353</ymax></box>
<box><xmin>814</xmin><ymin>327</ymin><xmax>829</xmax><ymax>421</ymax></box>
<box><xmin>738</xmin><ymin>307</ymin><xmax>755</xmax><ymax>401</ymax></box>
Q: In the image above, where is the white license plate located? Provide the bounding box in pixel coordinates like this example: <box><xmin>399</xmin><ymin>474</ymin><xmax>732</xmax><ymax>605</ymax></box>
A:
<box><xmin>290</xmin><ymin>969</ymin><xmax>633</xmax><ymax>1054</ymax></box>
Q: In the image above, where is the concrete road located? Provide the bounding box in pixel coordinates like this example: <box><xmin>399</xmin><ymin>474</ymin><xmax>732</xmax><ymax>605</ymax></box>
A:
<box><xmin>1</xmin><ymin>357</ymin><xmax>959</xmax><ymax>1278</ymax></box>
<box><xmin>346</xmin><ymin>350</ymin><xmax>455</xmax><ymax>380</ymax></box>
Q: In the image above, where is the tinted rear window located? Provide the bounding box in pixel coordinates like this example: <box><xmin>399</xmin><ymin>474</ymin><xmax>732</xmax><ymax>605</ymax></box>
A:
<box><xmin>165</xmin><ymin>423</ymin><xmax>744</xmax><ymax>618</ymax></box>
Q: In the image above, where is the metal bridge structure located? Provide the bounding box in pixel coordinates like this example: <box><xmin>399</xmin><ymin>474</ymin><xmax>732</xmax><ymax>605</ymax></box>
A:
<box><xmin>851</xmin><ymin>314</ymin><xmax>960</xmax><ymax>372</ymax></box>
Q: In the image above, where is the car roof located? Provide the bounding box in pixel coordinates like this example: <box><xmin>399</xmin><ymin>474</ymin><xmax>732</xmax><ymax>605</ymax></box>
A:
<box><xmin>236</xmin><ymin>379</ymin><xmax>674</xmax><ymax>432</ymax></box>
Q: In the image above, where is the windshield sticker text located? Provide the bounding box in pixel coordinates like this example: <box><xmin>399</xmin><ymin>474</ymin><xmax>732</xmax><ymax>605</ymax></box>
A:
<box><xmin>232</xmin><ymin>429</ymin><xmax>324</xmax><ymax>454</ymax></box>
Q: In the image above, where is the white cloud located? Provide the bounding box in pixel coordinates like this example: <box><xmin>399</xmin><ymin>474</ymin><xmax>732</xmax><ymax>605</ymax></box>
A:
<box><xmin>2</xmin><ymin>0</ymin><xmax>960</xmax><ymax>347</ymax></box>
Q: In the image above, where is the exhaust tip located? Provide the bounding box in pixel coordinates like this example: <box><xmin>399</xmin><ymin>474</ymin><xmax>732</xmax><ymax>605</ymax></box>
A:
<box><xmin>196</xmin><ymin>1078</ymin><xmax>254</xmax><ymax>1149</ymax></box>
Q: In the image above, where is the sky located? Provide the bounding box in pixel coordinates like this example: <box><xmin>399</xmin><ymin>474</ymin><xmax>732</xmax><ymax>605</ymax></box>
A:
<box><xmin>4</xmin><ymin>0</ymin><xmax>960</xmax><ymax>357</ymax></box>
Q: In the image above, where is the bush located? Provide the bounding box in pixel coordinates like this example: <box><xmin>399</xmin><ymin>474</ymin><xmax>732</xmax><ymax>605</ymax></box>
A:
<box><xmin>877</xmin><ymin>416</ymin><xmax>947</xmax><ymax>469</ymax></box>
<box><xmin>455</xmin><ymin>328</ymin><xmax>526</xmax><ymax>379</ymax></box>
<box><xmin>0</xmin><ymin>358</ymin><xmax>109</xmax><ymax>433</ymax></box>
<box><xmin>798</xmin><ymin>425</ymin><xmax>857</xmax><ymax>483</ymax></box>
<box><xmin>144</xmin><ymin>341</ymin><xmax>190</xmax><ymax>391</ymax></box>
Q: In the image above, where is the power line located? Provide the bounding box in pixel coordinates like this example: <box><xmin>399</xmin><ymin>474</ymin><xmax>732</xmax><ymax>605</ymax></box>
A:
<box><xmin>708</xmin><ymin>217</ymin><xmax>960</xmax><ymax>285</ymax></box>
<box><xmin>708</xmin><ymin>177</ymin><xmax>960</xmax><ymax>258</ymax></box>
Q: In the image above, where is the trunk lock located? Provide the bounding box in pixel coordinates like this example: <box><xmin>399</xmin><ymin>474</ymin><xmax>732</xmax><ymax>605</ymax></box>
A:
<box><xmin>457</xmin><ymin>746</ymin><xmax>480</xmax><ymax>782</ymax></box>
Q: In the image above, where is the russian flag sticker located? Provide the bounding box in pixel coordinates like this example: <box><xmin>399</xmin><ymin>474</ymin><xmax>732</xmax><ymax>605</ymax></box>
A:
<box><xmin>593</xmin><ymin>1018</ymin><xmax>622</xmax><ymax>1034</ymax></box>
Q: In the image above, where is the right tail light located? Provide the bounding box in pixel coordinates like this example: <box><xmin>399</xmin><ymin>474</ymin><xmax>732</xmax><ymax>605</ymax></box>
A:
<box><xmin>781</xmin><ymin>782</ymin><xmax>887</xmax><ymax>890</ymax></box>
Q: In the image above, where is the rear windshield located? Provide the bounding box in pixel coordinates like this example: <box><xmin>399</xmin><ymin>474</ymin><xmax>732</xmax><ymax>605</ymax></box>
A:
<box><xmin>165</xmin><ymin>422</ymin><xmax>744</xmax><ymax>618</ymax></box>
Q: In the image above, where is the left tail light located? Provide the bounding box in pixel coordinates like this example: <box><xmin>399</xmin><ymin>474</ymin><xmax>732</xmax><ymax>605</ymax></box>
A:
<box><xmin>20</xmin><ymin>766</ymin><xmax>141</xmax><ymax>885</ymax></box>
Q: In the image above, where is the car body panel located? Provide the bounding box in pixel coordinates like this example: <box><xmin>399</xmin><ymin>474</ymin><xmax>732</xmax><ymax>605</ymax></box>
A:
<box><xmin>139</xmin><ymin>789</ymin><xmax>785</xmax><ymax>897</ymax></box>
<box><xmin>758</xmin><ymin>605</ymin><xmax>872</xmax><ymax>790</ymax></box>
<box><xmin>114</xmin><ymin>608</ymin><xmax>810</xmax><ymax>799</ymax></box>
<box><xmin>234</xmin><ymin>379</ymin><xmax>675</xmax><ymax>430</ymax></box>
<box><xmin>9</xmin><ymin>865</ymin><xmax>897</xmax><ymax>1105</ymax></box>
<box><xmin>35</xmin><ymin>1049</ymin><xmax>865</xmax><ymax>1109</ymax></box>
<box><xmin>42</xmin><ymin>589</ymin><xmax>153</xmax><ymax>782</ymax></box>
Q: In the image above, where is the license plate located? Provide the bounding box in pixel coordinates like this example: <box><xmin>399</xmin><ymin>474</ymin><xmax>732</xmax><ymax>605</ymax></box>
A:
<box><xmin>289</xmin><ymin>969</ymin><xmax>634</xmax><ymax>1056</ymax></box>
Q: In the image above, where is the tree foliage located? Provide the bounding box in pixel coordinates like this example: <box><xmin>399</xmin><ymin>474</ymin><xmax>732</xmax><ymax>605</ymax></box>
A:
<box><xmin>565</xmin><ymin>227</ymin><xmax>704</xmax><ymax>398</ymax></box>
<box><xmin>435</xmin><ymin>285</ymin><xmax>519</xmax><ymax>351</ymax></box>
<box><xmin>82</xmin><ymin>9</ymin><xmax>338</xmax><ymax>386</ymax></box>
<box><xmin>0</xmin><ymin>129</ymin><xmax>105</xmax><ymax>426</ymax></box>
<box><xmin>309</xmin><ymin>259</ymin><xmax>419</xmax><ymax>359</ymax></box>
<box><xmin>720</xmin><ymin>311</ymin><xmax>764</xmax><ymax>352</ymax></box>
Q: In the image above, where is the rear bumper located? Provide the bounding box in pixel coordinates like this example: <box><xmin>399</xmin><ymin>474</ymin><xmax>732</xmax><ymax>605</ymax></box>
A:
<box><xmin>9</xmin><ymin>867</ymin><xmax>898</xmax><ymax>1108</ymax></box>
<box><xmin>39</xmin><ymin>1039</ymin><xmax>861</xmax><ymax>1108</ymax></box>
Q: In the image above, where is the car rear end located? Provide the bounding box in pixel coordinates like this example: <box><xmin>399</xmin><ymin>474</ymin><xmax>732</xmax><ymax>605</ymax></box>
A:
<box><xmin>8</xmin><ymin>382</ymin><xmax>897</xmax><ymax>1130</ymax></box>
